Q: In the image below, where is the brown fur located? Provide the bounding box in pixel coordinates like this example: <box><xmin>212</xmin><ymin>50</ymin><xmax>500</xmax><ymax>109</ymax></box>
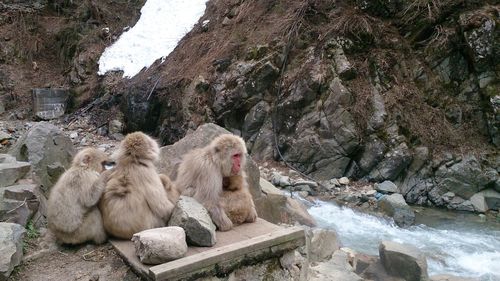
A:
<box><xmin>47</xmin><ymin>148</ymin><xmax>108</xmax><ymax>245</ymax></box>
<box><xmin>175</xmin><ymin>134</ymin><xmax>257</xmax><ymax>231</ymax></box>
<box><xmin>221</xmin><ymin>175</ymin><xmax>258</xmax><ymax>225</ymax></box>
<box><xmin>98</xmin><ymin>132</ymin><xmax>177</xmax><ymax>239</ymax></box>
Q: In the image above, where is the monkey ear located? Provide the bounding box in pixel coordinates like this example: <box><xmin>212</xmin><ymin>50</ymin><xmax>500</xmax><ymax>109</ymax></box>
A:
<box><xmin>214</xmin><ymin>146</ymin><xmax>220</xmax><ymax>153</ymax></box>
<box><xmin>81</xmin><ymin>154</ymin><xmax>92</xmax><ymax>166</ymax></box>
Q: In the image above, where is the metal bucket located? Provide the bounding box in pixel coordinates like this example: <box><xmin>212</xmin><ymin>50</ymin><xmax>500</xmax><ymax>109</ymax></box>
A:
<box><xmin>32</xmin><ymin>88</ymin><xmax>69</xmax><ymax>120</ymax></box>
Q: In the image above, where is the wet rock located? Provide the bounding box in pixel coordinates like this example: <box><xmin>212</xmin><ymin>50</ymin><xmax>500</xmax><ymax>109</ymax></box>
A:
<box><xmin>379</xmin><ymin>241</ymin><xmax>428</xmax><ymax>281</ymax></box>
<box><xmin>132</xmin><ymin>226</ymin><xmax>188</xmax><ymax>265</ymax></box>
<box><xmin>9</xmin><ymin>122</ymin><xmax>75</xmax><ymax>194</ymax></box>
<box><xmin>368</xmin><ymin>143</ymin><xmax>412</xmax><ymax>182</ymax></box>
<box><xmin>0</xmin><ymin>222</ymin><xmax>25</xmax><ymax>280</ymax></box>
<box><xmin>375</xmin><ymin>181</ymin><xmax>399</xmax><ymax>194</ymax></box>
<box><xmin>378</xmin><ymin>194</ymin><xmax>415</xmax><ymax>227</ymax></box>
<box><xmin>0</xmin><ymin>162</ymin><xmax>31</xmax><ymax>187</ymax></box>
<box><xmin>308</xmin><ymin>228</ymin><xmax>340</xmax><ymax>263</ymax></box>
<box><xmin>158</xmin><ymin>123</ymin><xmax>261</xmax><ymax>199</ymax></box>
<box><xmin>168</xmin><ymin>196</ymin><xmax>216</xmax><ymax>247</ymax></box>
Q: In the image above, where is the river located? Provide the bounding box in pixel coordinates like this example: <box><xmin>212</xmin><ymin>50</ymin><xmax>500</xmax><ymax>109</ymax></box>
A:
<box><xmin>308</xmin><ymin>200</ymin><xmax>500</xmax><ymax>281</ymax></box>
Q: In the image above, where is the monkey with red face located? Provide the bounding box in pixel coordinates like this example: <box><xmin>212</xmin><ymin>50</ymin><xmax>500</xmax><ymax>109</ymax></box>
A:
<box><xmin>175</xmin><ymin>134</ymin><xmax>257</xmax><ymax>231</ymax></box>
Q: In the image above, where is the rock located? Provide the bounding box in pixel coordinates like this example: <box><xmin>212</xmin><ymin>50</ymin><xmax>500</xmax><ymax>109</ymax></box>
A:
<box><xmin>131</xmin><ymin>227</ymin><xmax>188</xmax><ymax>265</ymax></box>
<box><xmin>168</xmin><ymin>196</ymin><xmax>216</xmax><ymax>247</ymax></box>
<box><xmin>356</xmin><ymin>136</ymin><xmax>387</xmax><ymax>177</ymax></box>
<box><xmin>365</xmin><ymin>189</ymin><xmax>377</xmax><ymax>197</ymax></box>
<box><xmin>242</xmin><ymin>101</ymin><xmax>270</xmax><ymax>140</ymax></box>
<box><xmin>279</xmin><ymin>250</ymin><xmax>306</xmax><ymax>278</ymax></box>
<box><xmin>158</xmin><ymin>123</ymin><xmax>262</xmax><ymax>199</ymax></box>
<box><xmin>9</xmin><ymin>122</ymin><xmax>75</xmax><ymax>194</ymax></box>
<box><xmin>379</xmin><ymin>241</ymin><xmax>428</xmax><ymax>281</ymax></box>
<box><xmin>69</xmin><ymin>132</ymin><xmax>78</xmax><ymax>139</ymax></box>
<box><xmin>109</xmin><ymin>133</ymin><xmax>124</xmax><ymax>141</ymax></box>
<box><xmin>293</xmin><ymin>180</ymin><xmax>318</xmax><ymax>189</ymax></box>
<box><xmin>271</xmin><ymin>172</ymin><xmax>290</xmax><ymax>187</ymax></box>
<box><xmin>0</xmin><ymin>199</ymin><xmax>33</xmax><ymax>227</ymax></box>
<box><xmin>2</xmin><ymin>184</ymin><xmax>39</xmax><ymax>211</ymax></box>
<box><xmin>430</xmin><ymin>274</ymin><xmax>479</xmax><ymax>281</ymax></box>
<box><xmin>378</xmin><ymin>194</ymin><xmax>415</xmax><ymax>227</ymax></box>
<box><xmin>0</xmin><ymin>222</ymin><xmax>25</xmax><ymax>280</ymax></box>
<box><xmin>434</xmin><ymin>156</ymin><xmax>498</xmax><ymax>199</ymax></box>
<box><xmin>0</xmin><ymin>155</ymin><xmax>16</xmax><ymax>164</ymax></box>
<box><xmin>260</xmin><ymin>178</ymin><xmax>283</xmax><ymax>195</ymax></box>
<box><xmin>0</xmin><ymin>132</ymin><xmax>11</xmax><ymax>142</ymax></box>
<box><xmin>331</xmin><ymin>47</ymin><xmax>356</xmax><ymax>80</ymax></box>
<box><xmin>375</xmin><ymin>181</ymin><xmax>399</xmax><ymax>194</ymax></box>
<box><xmin>308</xmin><ymin>228</ymin><xmax>340</xmax><ymax>263</ymax></box>
<box><xmin>254</xmin><ymin>193</ymin><xmax>316</xmax><ymax>227</ymax></box>
<box><xmin>368</xmin><ymin>143</ymin><xmax>412</xmax><ymax>182</ymax></box>
<box><xmin>310</xmin><ymin>250</ymin><xmax>363</xmax><ymax>281</ymax></box>
<box><xmin>0</xmin><ymin>162</ymin><xmax>31</xmax><ymax>187</ymax></box>
<box><xmin>338</xmin><ymin>177</ymin><xmax>350</xmax><ymax>185</ymax></box>
<box><xmin>479</xmin><ymin>189</ymin><xmax>500</xmax><ymax>211</ymax></box>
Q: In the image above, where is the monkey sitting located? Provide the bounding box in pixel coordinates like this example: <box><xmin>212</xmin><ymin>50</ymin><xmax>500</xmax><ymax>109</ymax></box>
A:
<box><xmin>47</xmin><ymin>148</ymin><xmax>109</xmax><ymax>245</ymax></box>
<box><xmin>98</xmin><ymin>132</ymin><xmax>178</xmax><ymax>239</ymax></box>
<box><xmin>221</xmin><ymin>175</ymin><xmax>258</xmax><ymax>225</ymax></box>
<box><xmin>175</xmin><ymin>134</ymin><xmax>256</xmax><ymax>231</ymax></box>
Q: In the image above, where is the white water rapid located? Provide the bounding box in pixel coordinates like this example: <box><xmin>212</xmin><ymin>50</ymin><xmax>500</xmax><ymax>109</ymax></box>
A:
<box><xmin>308</xmin><ymin>200</ymin><xmax>500</xmax><ymax>281</ymax></box>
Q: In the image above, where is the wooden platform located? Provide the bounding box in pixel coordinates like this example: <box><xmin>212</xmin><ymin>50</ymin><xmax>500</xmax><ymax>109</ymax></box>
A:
<box><xmin>111</xmin><ymin>219</ymin><xmax>305</xmax><ymax>281</ymax></box>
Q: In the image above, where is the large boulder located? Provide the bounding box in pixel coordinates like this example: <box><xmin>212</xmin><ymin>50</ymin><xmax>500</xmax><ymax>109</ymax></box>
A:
<box><xmin>132</xmin><ymin>227</ymin><xmax>187</xmax><ymax>265</ymax></box>
<box><xmin>0</xmin><ymin>223</ymin><xmax>25</xmax><ymax>280</ymax></box>
<box><xmin>379</xmin><ymin>241</ymin><xmax>429</xmax><ymax>281</ymax></box>
<box><xmin>434</xmin><ymin>156</ymin><xmax>498</xmax><ymax>199</ymax></box>
<box><xmin>168</xmin><ymin>196</ymin><xmax>216</xmax><ymax>247</ymax></box>
<box><xmin>9</xmin><ymin>122</ymin><xmax>75</xmax><ymax>194</ymax></box>
<box><xmin>310</xmin><ymin>250</ymin><xmax>364</xmax><ymax>281</ymax></box>
<box><xmin>378</xmin><ymin>194</ymin><xmax>415</xmax><ymax>227</ymax></box>
<box><xmin>158</xmin><ymin>123</ymin><xmax>262</xmax><ymax>199</ymax></box>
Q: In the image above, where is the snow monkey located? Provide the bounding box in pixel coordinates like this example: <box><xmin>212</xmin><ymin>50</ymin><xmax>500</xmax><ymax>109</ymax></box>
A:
<box><xmin>47</xmin><ymin>148</ymin><xmax>110</xmax><ymax>245</ymax></box>
<box><xmin>98</xmin><ymin>132</ymin><xmax>177</xmax><ymax>239</ymax></box>
<box><xmin>221</xmin><ymin>175</ymin><xmax>258</xmax><ymax>225</ymax></box>
<box><xmin>176</xmin><ymin>134</ymin><xmax>257</xmax><ymax>231</ymax></box>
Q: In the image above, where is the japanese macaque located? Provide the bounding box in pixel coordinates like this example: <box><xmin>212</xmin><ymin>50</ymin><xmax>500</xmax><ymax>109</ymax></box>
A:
<box><xmin>221</xmin><ymin>175</ymin><xmax>258</xmax><ymax>225</ymax></box>
<box><xmin>98</xmin><ymin>132</ymin><xmax>177</xmax><ymax>239</ymax></box>
<box><xmin>47</xmin><ymin>148</ymin><xmax>109</xmax><ymax>245</ymax></box>
<box><xmin>175</xmin><ymin>134</ymin><xmax>256</xmax><ymax>231</ymax></box>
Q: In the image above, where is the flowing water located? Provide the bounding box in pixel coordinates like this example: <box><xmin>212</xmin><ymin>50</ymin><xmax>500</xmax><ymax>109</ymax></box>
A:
<box><xmin>308</xmin><ymin>200</ymin><xmax>500</xmax><ymax>280</ymax></box>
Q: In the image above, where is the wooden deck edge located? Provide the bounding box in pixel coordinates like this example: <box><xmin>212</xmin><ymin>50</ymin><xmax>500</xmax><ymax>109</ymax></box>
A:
<box><xmin>149</xmin><ymin>226</ymin><xmax>305</xmax><ymax>281</ymax></box>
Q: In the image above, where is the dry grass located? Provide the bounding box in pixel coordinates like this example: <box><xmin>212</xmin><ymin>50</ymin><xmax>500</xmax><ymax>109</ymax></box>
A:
<box><xmin>329</xmin><ymin>7</ymin><xmax>379</xmax><ymax>42</ymax></box>
<box><xmin>402</xmin><ymin>0</ymin><xmax>462</xmax><ymax>24</ymax></box>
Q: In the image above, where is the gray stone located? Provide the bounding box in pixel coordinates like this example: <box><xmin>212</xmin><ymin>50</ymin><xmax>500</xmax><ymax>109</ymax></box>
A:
<box><xmin>308</xmin><ymin>228</ymin><xmax>340</xmax><ymax>263</ymax></box>
<box><xmin>254</xmin><ymin>193</ymin><xmax>316</xmax><ymax>227</ymax></box>
<box><xmin>435</xmin><ymin>156</ymin><xmax>498</xmax><ymax>199</ymax></box>
<box><xmin>132</xmin><ymin>226</ymin><xmax>188</xmax><ymax>265</ymax></box>
<box><xmin>3</xmin><ymin>184</ymin><xmax>39</xmax><ymax>212</ymax></box>
<box><xmin>332</xmin><ymin>48</ymin><xmax>356</xmax><ymax>80</ymax></box>
<box><xmin>0</xmin><ymin>222</ymin><xmax>25</xmax><ymax>280</ymax></box>
<box><xmin>168</xmin><ymin>196</ymin><xmax>216</xmax><ymax>247</ymax></box>
<box><xmin>378</xmin><ymin>194</ymin><xmax>415</xmax><ymax>227</ymax></box>
<box><xmin>375</xmin><ymin>181</ymin><xmax>399</xmax><ymax>194</ymax></box>
<box><xmin>293</xmin><ymin>180</ymin><xmax>318</xmax><ymax>189</ymax></box>
<box><xmin>470</xmin><ymin>193</ymin><xmax>488</xmax><ymax>213</ymax></box>
<box><xmin>0</xmin><ymin>132</ymin><xmax>11</xmax><ymax>142</ymax></box>
<box><xmin>379</xmin><ymin>241</ymin><xmax>429</xmax><ymax>281</ymax></box>
<box><xmin>338</xmin><ymin>177</ymin><xmax>350</xmax><ymax>185</ymax></box>
<box><xmin>430</xmin><ymin>274</ymin><xmax>479</xmax><ymax>281</ymax></box>
<box><xmin>0</xmin><ymin>199</ymin><xmax>33</xmax><ymax>227</ymax></box>
<box><xmin>260</xmin><ymin>178</ymin><xmax>283</xmax><ymax>195</ymax></box>
<box><xmin>357</xmin><ymin>136</ymin><xmax>387</xmax><ymax>176</ymax></box>
<box><xmin>9</xmin><ymin>122</ymin><xmax>75</xmax><ymax>194</ymax></box>
<box><xmin>0</xmin><ymin>162</ymin><xmax>31</xmax><ymax>187</ymax></box>
<box><xmin>242</xmin><ymin>101</ymin><xmax>270</xmax><ymax>140</ymax></box>
<box><xmin>479</xmin><ymin>189</ymin><xmax>500</xmax><ymax>211</ymax></box>
<box><xmin>108</xmin><ymin>119</ymin><xmax>123</xmax><ymax>135</ymax></box>
<box><xmin>158</xmin><ymin>123</ymin><xmax>262</xmax><ymax>199</ymax></box>
<box><xmin>0</xmin><ymin>155</ymin><xmax>16</xmax><ymax>164</ymax></box>
<box><xmin>369</xmin><ymin>143</ymin><xmax>412</xmax><ymax>182</ymax></box>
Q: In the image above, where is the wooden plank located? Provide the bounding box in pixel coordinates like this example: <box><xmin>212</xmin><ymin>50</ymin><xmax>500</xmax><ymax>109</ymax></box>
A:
<box><xmin>232</xmin><ymin>219</ymin><xmax>280</xmax><ymax>239</ymax></box>
<box><xmin>149</xmin><ymin>226</ymin><xmax>305</xmax><ymax>281</ymax></box>
<box><xmin>111</xmin><ymin>239</ymin><xmax>150</xmax><ymax>277</ymax></box>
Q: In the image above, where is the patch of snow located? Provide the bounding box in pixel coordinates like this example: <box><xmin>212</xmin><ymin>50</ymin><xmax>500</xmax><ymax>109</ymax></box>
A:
<box><xmin>98</xmin><ymin>0</ymin><xmax>208</xmax><ymax>78</ymax></box>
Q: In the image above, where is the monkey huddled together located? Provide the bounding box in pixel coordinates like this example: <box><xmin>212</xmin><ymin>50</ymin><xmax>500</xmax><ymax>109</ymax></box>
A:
<box><xmin>47</xmin><ymin>132</ymin><xmax>257</xmax><ymax>245</ymax></box>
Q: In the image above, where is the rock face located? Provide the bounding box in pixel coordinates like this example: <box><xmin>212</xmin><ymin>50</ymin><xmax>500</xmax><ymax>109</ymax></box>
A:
<box><xmin>9</xmin><ymin>122</ymin><xmax>75</xmax><ymax>194</ymax></box>
<box><xmin>379</xmin><ymin>241</ymin><xmax>429</xmax><ymax>281</ymax></box>
<box><xmin>0</xmin><ymin>223</ymin><xmax>26</xmax><ymax>280</ymax></box>
<box><xmin>0</xmin><ymin>162</ymin><xmax>31</xmax><ymax>187</ymax></box>
<box><xmin>132</xmin><ymin>227</ymin><xmax>188</xmax><ymax>265</ymax></box>
<box><xmin>375</xmin><ymin>181</ymin><xmax>399</xmax><ymax>194</ymax></box>
<box><xmin>168</xmin><ymin>196</ymin><xmax>216</xmax><ymax>247</ymax></box>
<box><xmin>378</xmin><ymin>194</ymin><xmax>415</xmax><ymax>227</ymax></box>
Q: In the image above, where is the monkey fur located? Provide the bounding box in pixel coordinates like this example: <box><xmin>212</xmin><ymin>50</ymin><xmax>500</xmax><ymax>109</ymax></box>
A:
<box><xmin>98</xmin><ymin>132</ymin><xmax>177</xmax><ymax>239</ymax></box>
<box><xmin>221</xmin><ymin>175</ymin><xmax>258</xmax><ymax>225</ymax></box>
<box><xmin>47</xmin><ymin>148</ymin><xmax>109</xmax><ymax>245</ymax></box>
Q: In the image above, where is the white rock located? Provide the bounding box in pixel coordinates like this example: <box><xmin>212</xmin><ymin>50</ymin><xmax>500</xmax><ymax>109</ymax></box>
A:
<box><xmin>338</xmin><ymin>177</ymin><xmax>350</xmax><ymax>185</ymax></box>
<box><xmin>132</xmin><ymin>226</ymin><xmax>187</xmax><ymax>265</ymax></box>
<box><xmin>69</xmin><ymin>132</ymin><xmax>78</xmax><ymax>139</ymax></box>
